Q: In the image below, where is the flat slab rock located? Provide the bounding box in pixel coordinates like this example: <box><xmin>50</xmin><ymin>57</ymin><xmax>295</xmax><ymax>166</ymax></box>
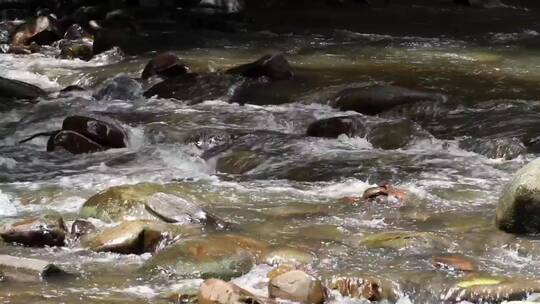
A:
<box><xmin>0</xmin><ymin>254</ymin><xmax>67</xmax><ymax>282</ymax></box>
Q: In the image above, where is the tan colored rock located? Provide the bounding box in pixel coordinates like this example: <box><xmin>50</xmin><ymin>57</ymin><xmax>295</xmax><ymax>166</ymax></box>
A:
<box><xmin>0</xmin><ymin>255</ymin><xmax>67</xmax><ymax>282</ymax></box>
<box><xmin>267</xmin><ymin>265</ymin><xmax>297</xmax><ymax>280</ymax></box>
<box><xmin>198</xmin><ymin>279</ymin><xmax>264</xmax><ymax>304</ymax></box>
<box><xmin>327</xmin><ymin>275</ymin><xmax>396</xmax><ymax>302</ymax></box>
<box><xmin>82</xmin><ymin>220</ymin><xmax>168</xmax><ymax>254</ymax></box>
<box><xmin>268</xmin><ymin>270</ymin><xmax>325</xmax><ymax>304</ymax></box>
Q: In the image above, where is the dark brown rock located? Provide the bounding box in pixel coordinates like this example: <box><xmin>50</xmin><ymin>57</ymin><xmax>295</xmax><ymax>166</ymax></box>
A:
<box><xmin>226</xmin><ymin>53</ymin><xmax>293</xmax><ymax>81</ymax></box>
<box><xmin>47</xmin><ymin>130</ymin><xmax>106</xmax><ymax>154</ymax></box>
<box><xmin>0</xmin><ymin>212</ymin><xmax>67</xmax><ymax>247</ymax></box>
<box><xmin>331</xmin><ymin>85</ymin><xmax>444</xmax><ymax>115</ymax></box>
<box><xmin>0</xmin><ymin>76</ymin><xmax>45</xmax><ymax>100</ymax></box>
<box><xmin>306</xmin><ymin>115</ymin><xmax>365</xmax><ymax>138</ymax></box>
<box><xmin>62</xmin><ymin>116</ymin><xmax>128</xmax><ymax>149</ymax></box>
<box><xmin>141</xmin><ymin>52</ymin><xmax>189</xmax><ymax>79</ymax></box>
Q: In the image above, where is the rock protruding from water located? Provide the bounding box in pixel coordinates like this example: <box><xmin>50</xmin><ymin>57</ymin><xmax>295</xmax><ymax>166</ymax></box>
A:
<box><xmin>0</xmin><ymin>255</ymin><xmax>67</xmax><ymax>282</ymax></box>
<box><xmin>306</xmin><ymin>115</ymin><xmax>366</xmax><ymax>138</ymax></box>
<box><xmin>330</xmin><ymin>85</ymin><xmax>444</xmax><ymax>115</ymax></box>
<box><xmin>47</xmin><ymin>130</ymin><xmax>106</xmax><ymax>154</ymax></box>
<box><xmin>82</xmin><ymin>220</ymin><xmax>199</xmax><ymax>255</ymax></box>
<box><xmin>0</xmin><ymin>76</ymin><xmax>46</xmax><ymax>100</ymax></box>
<box><xmin>326</xmin><ymin>275</ymin><xmax>396</xmax><ymax>302</ymax></box>
<box><xmin>198</xmin><ymin>279</ymin><xmax>264</xmax><ymax>304</ymax></box>
<box><xmin>143</xmin><ymin>73</ymin><xmax>240</xmax><ymax>103</ymax></box>
<box><xmin>79</xmin><ymin>183</ymin><xmax>226</xmax><ymax>230</ymax></box>
<box><xmin>11</xmin><ymin>15</ymin><xmax>61</xmax><ymax>46</ymax></box>
<box><xmin>496</xmin><ymin>158</ymin><xmax>540</xmax><ymax>234</ymax></box>
<box><xmin>141</xmin><ymin>52</ymin><xmax>189</xmax><ymax>80</ymax></box>
<box><xmin>226</xmin><ymin>53</ymin><xmax>293</xmax><ymax>81</ymax></box>
<box><xmin>42</xmin><ymin>116</ymin><xmax>128</xmax><ymax>154</ymax></box>
<box><xmin>268</xmin><ymin>270</ymin><xmax>325</xmax><ymax>304</ymax></box>
<box><xmin>0</xmin><ymin>211</ymin><xmax>67</xmax><ymax>247</ymax></box>
<box><xmin>62</xmin><ymin>116</ymin><xmax>128</xmax><ymax>149</ymax></box>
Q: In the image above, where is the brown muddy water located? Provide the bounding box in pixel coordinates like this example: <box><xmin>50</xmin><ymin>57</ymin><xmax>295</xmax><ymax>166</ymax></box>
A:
<box><xmin>1</xmin><ymin>2</ymin><xmax>540</xmax><ymax>303</ymax></box>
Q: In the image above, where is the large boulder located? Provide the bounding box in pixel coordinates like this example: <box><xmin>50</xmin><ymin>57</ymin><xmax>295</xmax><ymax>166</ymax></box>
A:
<box><xmin>0</xmin><ymin>76</ymin><xmax>46</xmax><ymax>100</ymax></box>
<box><xmin>141</xmin><ymin>52</ymin><xmax>189</xmax><ymax>79</ymax></box>
<box><xmin>268</xmin><ymin>270</ymin><xmax>325</xmax><ymax>304</ymax></box>
<box><xmin>79</xmin><ymin>183</ymin><xmax>224</xmax><ymax>228</ymax></box>
<box><xmin>61</xmin><ymin>116</ymin><xmax>128</xmax><ymax>149</ymax></box>
<box><xmin>142</xmin><ymin>234</ymin><xmax>267</xmax><ymax>280</ymax></box>
<box><xmin>226</xmin><ymin>53</ymin><xmax>293</xmax><ymax>81</ymax></box>
<box><xmin>496</xmin><ymin>158</ymin><xmax>540</xmax><ymax>234</ymax></box>
<box><xmin>306</xmin><ymin>115</ymin><xmax>366</xmax><ymax>138</ymax></box>
<box><xmin>47</xmin><ymin>130</ymin><xmax>106</xmax><ymax>154</ymax></box>
<box><xmin>0</xmin><ymin>212</ymin><xmax>67</xmax><ymax>247</ymax></box>
<box><xmin>367</xmin><ymin>119</ymin><xmax>429</xmax><ymax>150</ymax></box>
<box><xmin>11</xmin><ymin>15</ymin><xmax>61</xmax><ymax>46</ymax></box>
<box><xmin>330</xmin><ymin>85</ymin><xmax>444</xmax><ymax>115</ymax></box>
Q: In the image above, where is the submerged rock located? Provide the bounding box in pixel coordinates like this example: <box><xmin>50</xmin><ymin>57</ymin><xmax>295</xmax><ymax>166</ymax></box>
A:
<box><xmin>263</xmin><ymin>247</ymin><xmax>314</xmax><ymax>266</ymax></box>
<box><xmin>459</xmin><ymin>137</ymin><xmax>526</xmax><ymax>160</ymax></box>
<box><xmin>143</xmin><ymin>73</ymin><xmax>239</xmax><ymax>103</ymax></box>
<box><xmin>444</xmin><ymin>276</ymin><xmax>540</xmax><ymax>303</ymax></box>
<box><xmin>367</xmin><ymin>119</ymin><xmax>429</xmax><ymax>150</ymax></box>
<box><xmin>0</xmin><ymin>76</ymin><xmax>46</xmax><ymax>100</ymax></box>
<box><xmin>215</xmin><ymin>150</ymin><xmax>266</xmax><ymax>174</ymax></box>
<box><xmin>94</xmin><ymin>75</ymin><xmax>142</xmax><ymax>101</ymax></box>
<box><xmin>143</xmin><ymin>234</ymin><xmax>266</xmax><ymax>279</ymax></box>
<box><xmin>268</xmin><ymin>270</ymin><xmax>325</xmax><ymax>304</ymax></box>
<box><xmin>226</xmin><ymin>53</ymin><xmax>293</xmax><ymax>81</ymax></box>
<box><xmin>330</xmin><ymin>85</ymin><xmax>444</xmax><ymax>115</ymax></box>
<box><xmin>306</xmin><ymin>115</ymin><xmax>366</xmax><ymax>138</ymax></box>
<box><xmin>0</xmin><ymin>211</ymin><xmax>67</xmax><ymax>247</ymax></box>
<box><xmin>141</xmin><ymin>52</ymin><xmax>189</xmax><ymax>79</ymax></box>
<box><xmin>11</xmin><ymin>15</ymin><xmax>61</xmax><ymax>46</ymax></box>
<box><xmin>432</xmin><ymin>254</ymin><xmax>476</xmax><ymax>272</ymax></box>
<box><xmin>0</xmin><ymin>255</ymin><xmax>67</xmax><ymax>282</ymax></box>
<box><xmin>198</xmin><ymin>279</ymin><xmax>264</xmax><ymax>304</ymax></box>
<box><xmin>359</xmin><ymin>231</ymin><xmax>448</xmax><ymax>253</ymax></box>
<box><xmin>496</xmin><ymin>158</ymin><xmax>540</xmax><ymax>234</ymax></box>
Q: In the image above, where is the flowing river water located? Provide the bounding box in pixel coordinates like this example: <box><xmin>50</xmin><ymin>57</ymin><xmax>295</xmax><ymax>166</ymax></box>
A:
<box><xmin>1</xmin><ymin>2</ymin><xmax>540</xmax><ymax>303</ymax></box>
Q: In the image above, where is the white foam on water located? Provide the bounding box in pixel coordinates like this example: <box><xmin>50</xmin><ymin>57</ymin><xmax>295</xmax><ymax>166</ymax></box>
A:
<box><xmin>0</xmin><ymin>157</ymin><xmax>17</xmax><ymax>169</ymax></box>
<box><xmin>0</xmin><ymin>190</ymin><xmax>18</xmax><ymax>217</ymax></box>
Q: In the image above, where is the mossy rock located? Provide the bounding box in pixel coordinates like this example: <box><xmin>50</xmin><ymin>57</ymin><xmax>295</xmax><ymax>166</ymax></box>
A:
<box><xmin>82</xmin><ymin>220</ymin><xmax>202</xmax><ymax>254</ymax></box>
<box><xmin>216</xmin><ymin>150</ymin><xmax>266</xmax><ymax>174</ymax></box>
<box><xmin>79</xmin><ymin>183</ymin><xmax>214</xmax><ymax>225</ymax></box>
<box><xmin>444</xmin><ymin>276</ymin><xmax>540</xmax><ymax>303</ymax></box>
<box><xmin>142</xmin><ymin>234</ymin><xmax>268</xmax><ymax>280</ymax></box>
<box><xmin>359</xmin><ymin>231</ymin><xmax>448</xmax><ymax>253</ymax></box>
